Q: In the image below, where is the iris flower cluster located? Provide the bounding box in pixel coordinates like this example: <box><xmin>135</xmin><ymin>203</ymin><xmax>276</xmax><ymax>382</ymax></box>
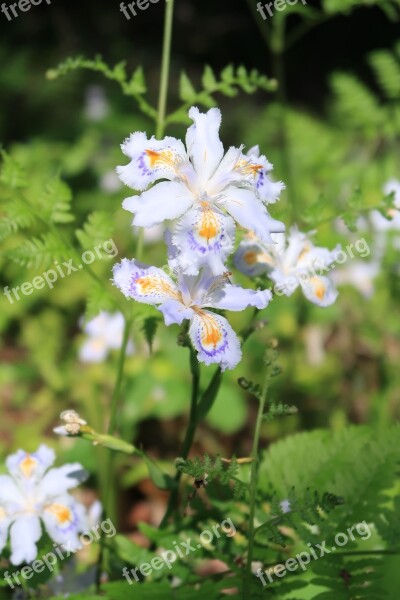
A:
<box><xmin>112</xmin><ymin>107</ymin><xmax>338</xmax><ymax>370</ymax></box>
<box><xmin>0</xmin><ymin>445</ymin><xmax>94</xmax><ymax>565</ymax></box>
<box><xmin>112</xmin><ymin>107</ymin><xmax>286</xmax><ymax>370</ymax></box>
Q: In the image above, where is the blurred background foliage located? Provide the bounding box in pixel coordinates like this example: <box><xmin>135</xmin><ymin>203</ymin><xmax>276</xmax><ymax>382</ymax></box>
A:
<box><xmin>1</xmin><ymin>0</ymin><xmax>400</xmax><ymax>597</ymax></box>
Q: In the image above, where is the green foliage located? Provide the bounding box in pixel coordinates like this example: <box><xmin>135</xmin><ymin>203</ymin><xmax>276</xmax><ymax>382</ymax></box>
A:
<box><xmin>257</xmin><ymin>488</ymin><xmax>344</xmax><ymax>546</ymax></box>
<box><xmin>369</xmin><ymin>48</ymin><xmax>400</xmax><ymax>99</ymax></box>
<box><xmin>75</xmin><ymin>210</ymin><xmax>114</xmax><ymax>251</ymax></box>
<box><xmin>141</xmin><ymin>316</ymin><xmax>161</xmax><ymax>353</ymax></box>
<box><xmin>42</xmin><ymin>175</ymin><xmax>75</xmax><ymax>224</ymax></box>
<box><xmin>177</xmin><ymin>453</ymin><xmax>248</xmax><ymax>500</ymax></box>
<box><xmin>331</xmin><ymin>41</ymin><xmax>400</xmax><ymax>140</ymax></box>
<box><xmin>167</xmin><ymin>65</ymin><xmax>277</xmax><ymax>125</ymax></box>
<box><xmin>6</xmin><ymin>231</ymin><xmax>70</xmax><ymax>269</ymax></box>
<box><xmin>331</xmin><ymin>73</ymin><xmax>385</xmax><ymax>136</ymax></box>
<box><xmin>84</xmin><ymin>282</ymin><xmax>117</xmax><ymax>321</ymax></box>
<box><xmin>2</xmin><ymin>4</ymin><xmax>400</xmax><ymax>599</ymax></box>
<box><xmin>47</xmin><ymin>55</ymin><xmax>157</xmax><ymax>120</ymax></box>
<box><xmin>310</xmin><ymin>556</ymin><xmax>386</xmax><ymax>600</ymax></box>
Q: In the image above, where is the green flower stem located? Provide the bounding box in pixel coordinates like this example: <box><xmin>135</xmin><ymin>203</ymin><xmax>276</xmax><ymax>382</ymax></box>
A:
<box><xmin>107</xmin><ymin>316</ymin><xmax>133</xmax><ymax>437</ymax></box>
<box><xmin>102</xmin><ymin>315</ymin><xmax>133</xmax><ymax>573</ymax></box>
<box><xmin>242</xmin><ymin>375</ymin><xmax>269</xmax><ymax>600</ymax></box>
<box><xmin>156</xmin><ymin>0</ymin><xmax>175</xmax><ymax>139</ymax></box>
<box><xmin>181</xmin><ymin>347</ymin><xmax>201</xmax><ymax>458</ymax></box>
<box><xmin>159</xmin><ymin>345</ymin><xmax>201</xmax><ymax>527</ymax></box>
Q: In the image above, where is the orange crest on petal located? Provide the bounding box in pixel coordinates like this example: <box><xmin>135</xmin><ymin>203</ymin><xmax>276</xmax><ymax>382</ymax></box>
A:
<box><xmin>19</xmin><ymin>455</ymin><xmax>38</xmax><ymax>478</ymax></box>
<box><xmin>46</xmin><ymin>503</ymin><xmax>73</xmax><ymax>525</ymax></box>
<box><xmin>197</xmin><ymin>204</ymin><xmax>220</xmax><ymax>241</ymax></box>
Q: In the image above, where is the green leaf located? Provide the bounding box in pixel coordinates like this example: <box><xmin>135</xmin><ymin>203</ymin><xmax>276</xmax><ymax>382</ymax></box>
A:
<box><xmin>206</xmin><ymin>381</ymin><xmax>247</xmax><ymax>434</ymax></box>
<box><xmin>142</xmin><ymin>453</ymin><xmax>176</xmax><ymax>491</ymax></box>
<box><xmin>42</xmin><ymin>175</ymin><xmax>74</xmax><ymax>224</ymax></box>
<box><xmin>127</xmin><ymin>66</ymin><xmax>147</xmax><ymax>95</ymax></box>
<box><xmin>76</xmin><ymin>210</ymin><xmax>115</xmax><ymax>251</ymax></box>
<box><xmin>202</xmin><ymin>65</ymin><xmax>217</xmax><ymax>91</ymax></box>
<box><xmin>7</xmin><ymin>232</ymin><xmax>70</xmax><ymax>269</ymax></box>
<box><xmin>197</xmin><ymin>367</ymin><xmax>222</xmax><ymax>419</ymax></box>
<box><xmin>141</xmin><ymin>316</ymin><xmax>161</xmax><ymax>353</ymax></box>
<box><xmin>179</xmin><ymin>71</ymin><xmax>197</xmax><ymax>102</ymax></box>
<box><xmin>85</xmin><ymin>282</ymin><xmax>116</xmax><ymax>321</ymax></box>
<box><xmin>0</xmin><ymin>151</ymin><xmax>27</xmax><ymax>188</ymax></box>
<box><xmin>369</xmin><ymin>49</ymin><xmax>400</xmax><ymax>99</ymax></box>
<box><xmin>331</xmin><ymin>72</ymin><xmax>384</xmax><ymax>135</ymax></box>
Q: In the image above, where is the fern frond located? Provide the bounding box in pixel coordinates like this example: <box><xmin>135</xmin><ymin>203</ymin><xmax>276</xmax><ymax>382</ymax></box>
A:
<box><xmin>75</xmin><ymin>211</ymin><xmax>115</xmax><ymax>251</ymax></box>
<box><xmin>369</xmin><ymin>49</ymin><xmax>400</xmax><ymax>100</ymax></box>
<box><xmin>6</xmin><ymin>232</ymin><xmax>70</xmax><ymax>269</ymax></box>
<box><xmin>47</xmin><ymin>55</ymin><xmax>156</xmax><ymax>120</ymax></box>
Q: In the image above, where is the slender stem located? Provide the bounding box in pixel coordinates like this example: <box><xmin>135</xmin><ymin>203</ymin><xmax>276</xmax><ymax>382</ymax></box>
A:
<box><xmin>181</xmin><ymin>347</ymin><xmax>201</xmax><ymax>459</ymax></box>
<box><xmin>159</xmin><ymin>346</ymin><xmax>201</xmax><ymax>528</ymax></box>
<box><xmin>108</xmin><ymin>316</ymin><xmax>133</xmax><ymax>436</ymax></box>
<box><xmin>242</xmin><ymin>377</ymin><xmax>269</xmax><ymax>600</ymax></box>
<box><xmin>156</xmin><ymin>0</ymin><xmax>175</xmax><ymax>139</ymax></box>
<box><xmin>102</xmin><ymin>316</ymin><xmax>133</xmax><ymax>574</ymax></box>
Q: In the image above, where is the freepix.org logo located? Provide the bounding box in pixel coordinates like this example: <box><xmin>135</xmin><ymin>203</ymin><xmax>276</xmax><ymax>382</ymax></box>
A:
<box><xmin>256</xmin><ymin>0</ymin><xmax>307</xmax><ymax>20</ymax></box>
<box><xmin>1</xmin><ymin>0</ymin><xmax>52</xmax><ymax>22</ymax></box>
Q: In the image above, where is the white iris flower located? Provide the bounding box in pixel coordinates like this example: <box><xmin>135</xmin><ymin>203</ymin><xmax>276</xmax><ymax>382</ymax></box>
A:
<box><xmin>117</xmin><ymin>107</ymin><xmax>285</xmax><ymax>276</ymax></box>
<box><xmin>113</xmin><ymin>259</ymin><xmax>272</xmax><ymax>371</ymax></box>
<box><xmin>234</xmin><ymin>228</ymin><xmax>339</xmax><ymax>307</ymax></box>
<box><xmin>0</xmin><ymin>445</ymin><xmax>89</xmax><ymax>565</ymax></box>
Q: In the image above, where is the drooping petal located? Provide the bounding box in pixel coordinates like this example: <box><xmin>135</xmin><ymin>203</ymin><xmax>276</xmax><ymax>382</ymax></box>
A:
<box><xmin>233</xmin><ymin>240</ymin><xmax>276</xmax><ymax>277</ymax></box>
<box><xmin>42</xmin><ymin>495</ymin><xmax>87</xmax><ymax>551</ymax></box>
<box><xmin>245</xmin><ymin>146</ymin><xmax>285</xmax><ymax>204</ymax></box>
<box><xmin>296</xmin><ymin>242</ymin><xmax>339</xmax><ymax>273</ymax></box>
<box><xmin>209</xmin><ymin>145</ymin><xmax>284</xmax><ymax>203</ymax></box>
<box><xmin>6</xmin><ymin>445</ymin><xmax>55</xmax><ymax>482</ymax></box>
<box><xmin>268</xmin><ymin>270</ymin><xmax>300</xmax><ymax>297</ymax></box>
<box><xmin>117</xmin><ymin>132</ymin><xmax>190</xmax><ymax>191</ymax></box>
<box><xmin>171</xmin><ymin>204</ymin><xmax>235</xmax><ymax>275</ymax></box>
<box><xmin>0</xmin><ymin>475</ymin><xmax>25</xmax><ymax>506</ymax></box>
<box><xmin>9</xmin><ymin>515</ymin><xmax>42</xmax><ymax>565</ymax></box>
<box><xmin>186</xmin><ymin>107</ymin><xmax>224</xmax><ymax>185</ymax></box>
<box><xmin>299</xmin><ymin>275</ymin><xmax>338</xmax><ymax>307</ymax></box>
<box><xmin>157</xmin><ymin>299</ymin><xmax>194</xmax><ymax>326</ymax></box>
<box><xmin>123</xmin><ymin>181</ymin><xmax>193</xmax><ymax>228</ymax></box>
<box><xmin>38</xmin><ymin>464</ymin><xmax>88</xmax><ymax>501</ymax></box>
<box><xmin>113</xmin><ymin>259</ymin><xmax>180</xmax><ymax>306</ymax></box>
<box><xmin>189</xmin><ymin>310</ymin><xmax>241</xmax><ymax>371</ymax></box>
<box><xmin>207</xmin><ymin>282</ymin><xmax>273</xmax><ymax>312</ymax></box>
<box><xmin>206</xmin><ymin>146</ymin><xmax>244</xmax><ymax>193</ymax></box>
<box><xmin>222</xmin><ymin>188</ymin><xmax>285</xmax><ymax>244</ymax></box>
